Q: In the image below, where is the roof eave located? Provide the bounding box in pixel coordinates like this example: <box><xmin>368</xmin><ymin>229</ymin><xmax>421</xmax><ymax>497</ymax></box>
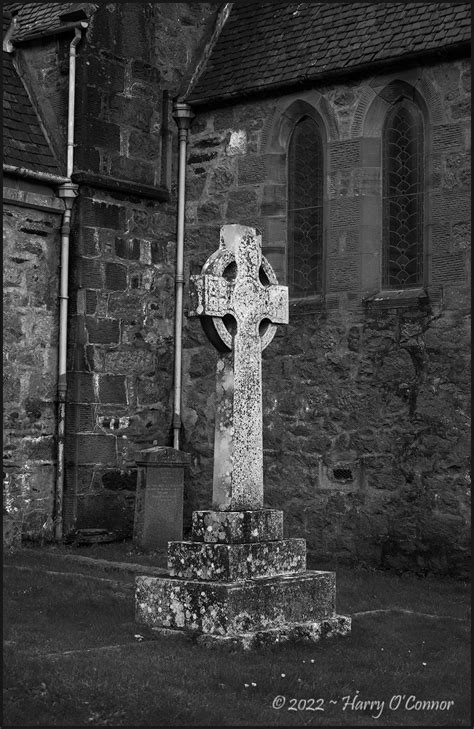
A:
<box><xmin>12</xmin><ymin>19</ymin><xmax>88</xmax><ymax>45</ymax></box>
<box><xmin>186</xmin><ymin>40</ymin><xmax>471</xmax><ymax>109</ymax></box>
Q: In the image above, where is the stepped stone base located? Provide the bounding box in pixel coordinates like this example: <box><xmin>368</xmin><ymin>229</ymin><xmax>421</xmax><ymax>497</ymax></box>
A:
<box><xmin>192</xmin><ymin>509</ymin><xmax>283</xmax><ymax>543</ymax></box>
<box><xmin>135</xmin><ymin>509</ymin><xmax>351</xmax><ymax>650</ymax></box>
<box><xmin>136</xmin><ymin>570</ymin><xmax>340</xmax><ymax>634</ymax></box>
<box><xmin>168</xmin><ymin>538</ymin><xmax>306</xmax><ymax>580</ymax></box>
<box><xmin>151</xmin><ymin>615</ymin><xmax>351</xmax><ymax>650</ymax></box>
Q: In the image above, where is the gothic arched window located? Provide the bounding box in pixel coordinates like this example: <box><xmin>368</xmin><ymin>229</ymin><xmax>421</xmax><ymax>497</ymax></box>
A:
<box><xmin>287</xmin><ymin>116</ymin><xmax>324</xmax><ymax>297</ymax></box>
<box><xmin>382</xmin><ymin>99</ymin><xmax>424</xmax><ymax>288</ymax></box>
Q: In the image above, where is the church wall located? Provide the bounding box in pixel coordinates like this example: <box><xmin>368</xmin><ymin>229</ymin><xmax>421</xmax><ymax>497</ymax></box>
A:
<box><xmin>61</xmin><ymin>2</ymin><xmax>216</xmax><ymax>536</ymax></box>
<box><xmin>182</xmin><ymin>57</ymin><xmax>471</xmax><ymax>576</ymax></box>
<box><xmin>3</xmin><ymin>180</ymin><xmax>63</xmax><ymax>545</ymax></box>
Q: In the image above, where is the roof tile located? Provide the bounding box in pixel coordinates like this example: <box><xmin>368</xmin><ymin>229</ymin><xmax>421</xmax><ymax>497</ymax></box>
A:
<box><xmin>187</xmin><ymin>2</ymin><xmax>471</xmax><ymax>103</ymax></box>
<box><xmin>3</xmin><ymin>11</ymin><xmax>61</xmax><ymax>174</ymax></box>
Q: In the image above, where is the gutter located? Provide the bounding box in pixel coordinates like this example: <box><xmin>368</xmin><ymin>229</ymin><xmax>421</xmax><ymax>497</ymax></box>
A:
<box><xmin>2</xmin><ymin>164</ymin><xmax>69</xmax><ymax>185</ymax></box>
<box><xmin>171</xmin><ymin>103</ymin><xmax>195</xmax><ymax>450</ymax></box>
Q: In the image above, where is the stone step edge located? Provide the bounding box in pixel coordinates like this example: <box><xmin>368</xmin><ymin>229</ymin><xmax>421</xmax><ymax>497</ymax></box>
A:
<box><xmin>150</xmin><ymin>615</ymin><xmax>352</xmax><ymax>650</ymax></box>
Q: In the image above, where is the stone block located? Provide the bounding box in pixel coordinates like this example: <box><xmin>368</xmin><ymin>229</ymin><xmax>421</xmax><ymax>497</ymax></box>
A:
<box><xmin>86</xmin><ymin>317</ymin><xmax>120</xmax><ymax>344</ymax></box>
<box><xmin>98</xmin><ymin>375</ymin><xmax>127</xmax><ymax>404</ymax></box>
<box><xmin>78</xmin><ymin>258</ymin><xmax>103</xmax><ymax>289</ymax></box>
<box><xmin>75</xmin><ymin>434</ymin><xmax>117</xmax><ymax>464</ymax></box>
<box><xmin>136</xmin><ymin>570</ymin><xmax>337</xmax><ymax>635</ymax></box>
<box><xmin>115</xmin><ymin>237</ymin><xmax>141</xmax><ymax>260</ymax></box>
<box><xmin>192</xmin><ymin>509</ymin><xmax>284</xmax><ymax>543</ymax></box>
<box><xmin>168</xmin><ymin>538</ymin><xmax>306</xmax><ymax>581</ymax></box>
<box><xmin>80</xmin><ymin>199</ymin><xmax>123</xmax><ymax>230</ymax></box>
<box><xmin>105</xmin><ymin>262</ymin><xmax>128</xmax><ymax>291</ymax></box>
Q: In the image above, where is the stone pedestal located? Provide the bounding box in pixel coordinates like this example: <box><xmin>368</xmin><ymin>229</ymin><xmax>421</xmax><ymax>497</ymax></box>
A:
<box><xmin>133</xmin><ymin>446</ymin><xmax>190</xmax><ymax>551</ymax></box>
<box><xmin>135</xmin><ymin>508</ymin><xmax>351</xmax><ymax>648</ymax></box>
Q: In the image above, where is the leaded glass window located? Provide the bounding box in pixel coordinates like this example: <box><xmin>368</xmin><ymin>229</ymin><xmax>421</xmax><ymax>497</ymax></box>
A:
<box><xmin>382</xmin><ymin>100</ymin><xmax>424</xmax><ymax>288</ymax></box>
<box><xmin>287</xmin><ymin>117</ymin><xmax>324</xmax><ymax>297</ymax></box>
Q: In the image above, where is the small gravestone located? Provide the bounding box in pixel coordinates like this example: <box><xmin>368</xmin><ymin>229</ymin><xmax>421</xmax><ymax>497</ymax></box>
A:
<box><xmin>133</xmin><ymin>446</ymin><xmax>190</xmax><ymax>551</ymax></box>
<box><xmin>135</xmin><ymin>225</ymin><xmax>351</xmax><ymax>648</ymax></box>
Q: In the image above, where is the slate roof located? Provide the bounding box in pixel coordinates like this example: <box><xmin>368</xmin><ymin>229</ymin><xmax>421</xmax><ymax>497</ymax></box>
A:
<box><xmin>187</xmin><ymin>2</ymin><xmax>472</xmax><ymax>104</ymax></box>
<box><xmin>3</xmin><ymin>11</ymin><xmax>61</xmax><ymax>173</ymax></box>
<box><xmin>8</xmin><ymin>2</ymin><xmax>92</xmax><ymax>41</ymax></box>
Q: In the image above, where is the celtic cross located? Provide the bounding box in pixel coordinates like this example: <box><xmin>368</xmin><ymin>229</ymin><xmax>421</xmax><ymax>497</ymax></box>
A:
<box><xmin>189</xmin><ymin>224</ymin><xmax>289</xmax><ymax>510</ymax></box>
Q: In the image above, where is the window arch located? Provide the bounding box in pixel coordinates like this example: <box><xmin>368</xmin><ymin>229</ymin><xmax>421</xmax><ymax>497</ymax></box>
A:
<box><xmin>382</xmin><ymin>98</ymin><xmax>424</xmax><ymax>288</ymax></box>
<box><xmin>287</xmin><ymin>116</ymin><xmax>324</xmax><ymax>297</ymax></box>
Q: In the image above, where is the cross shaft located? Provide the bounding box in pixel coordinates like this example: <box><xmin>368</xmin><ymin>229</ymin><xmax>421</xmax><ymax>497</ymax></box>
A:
<box><xmin>190</xmin><ymin>225</ymin><xmax>288</xmax><ymax>510</ymax></box>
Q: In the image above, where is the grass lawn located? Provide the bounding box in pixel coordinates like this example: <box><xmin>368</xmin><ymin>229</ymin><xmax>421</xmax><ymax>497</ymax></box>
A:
<box><xmin>3</xmin><ymin>547</ymin><xmax>471</xmax><ymax>726</ymax></box>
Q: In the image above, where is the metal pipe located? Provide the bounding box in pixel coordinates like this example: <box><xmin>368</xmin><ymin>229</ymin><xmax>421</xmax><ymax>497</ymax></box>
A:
<box><xmin>3</xmin><ymin>164</ymin><xmax>70</xmax><ymax>185</ymax></box>
<box><xmin>66</xmin><ymin>27</ymin><xmax>82</xmax><ymax>177</ymax></box>
<box><xmin>54</xmin><ymin>25</ymin><xmax>83</xmax><ymax>540</ymax></box>
<box><xmin>171</xmin><ymin>102</ymin><xmax>194</xmax><ymax>450</ymax></box>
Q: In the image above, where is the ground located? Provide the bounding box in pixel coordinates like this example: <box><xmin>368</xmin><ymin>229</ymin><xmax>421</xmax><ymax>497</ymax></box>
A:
<box><xmin>3</xmin><ymin>541</ymin><xmax>470</xmax><ymax>726</ymax></box>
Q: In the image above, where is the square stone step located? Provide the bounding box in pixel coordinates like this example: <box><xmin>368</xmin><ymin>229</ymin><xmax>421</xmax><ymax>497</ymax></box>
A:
<box><xmin>136</xmin><ymin>570</ymin><xmax>336</xmax><ymax>635</ymax></box>
<box><xmin>192</xmin><ymin>509</ymin><xmax>283</xmax><ymax>543</ymax></box>
<box><xmin>152</xmin><ymin>616</ymin><xmax>352</xmax><ymax>650</ymax></box>
<box><xmin>168</xmin><ymin>538</ymin><xmax>306</xmax><ymax>581</ymax></box>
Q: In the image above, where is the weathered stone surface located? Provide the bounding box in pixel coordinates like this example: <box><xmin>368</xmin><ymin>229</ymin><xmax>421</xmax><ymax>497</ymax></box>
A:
<box><xmin>168</xmin><ymin>538</ymin><xmax>306</xmax><ymax>580</ymax></box>
<box><xmin>192</xmin><ymin>509</ymin><xmax>284</xmax><ymax>543</ymax></box>
<box><xmin>3</xmin><ymin>198</ymin><xmax>61</xmax><ymax>544</ymax></box>
<box><xmin>152</xmin><ymin>616</ymin><xmax>351</xmax><ymax>650</ymax></box>
<box><xmin>136</xmin><ymin>570</ymin><xmax>337</xmax><ymax>634</ymax></box>
<box><xmin>189</xmin><ymin>225</ymin><xmax>288</xmax><ymax>510</ymax></box>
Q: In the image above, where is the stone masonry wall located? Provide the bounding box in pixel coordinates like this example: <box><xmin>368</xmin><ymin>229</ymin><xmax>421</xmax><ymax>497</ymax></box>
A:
<box><xmin>3</xmin><ymin>184</ymin><xmax>63</xmax><ymax>545</ymax></box>
<box><xmin>181</xmin><ymin>57</ymin><xmax>471</xmax><ymax>576</ymax></box>
<box><xmin>63</xmin><ymin>3</ymin><xmax>216</xmax><ymax>535</ymax></box>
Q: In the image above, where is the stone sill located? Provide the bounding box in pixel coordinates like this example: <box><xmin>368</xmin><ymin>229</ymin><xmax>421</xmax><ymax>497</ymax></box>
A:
<box><xmin>363</xmin><ymin>287</ymin><xmax>429</xmax><ymax>310</ymax></box>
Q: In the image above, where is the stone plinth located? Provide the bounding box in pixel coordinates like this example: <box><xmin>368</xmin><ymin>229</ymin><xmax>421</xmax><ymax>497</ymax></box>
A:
<box><xmin>168</xmin><ymin>538</ymin><xmax>306</xmax><ymax>580</ymax></box>
<box><xmin>133</xmin><ymin>446</ymin><xmax>190</xmax><ymax>551</ymax></box>
<box><xmin>136</xmin><ymin>570</ymin><xmax>338</xmax><ymax>634</ymax></box>
<box><xmin>192</xmin><ymin>509</ymin><xmax>284</xmax><ymax>543</ymax></box>
<box><xmin>135</xmin><ymin>511</ymin><xmax>351</xmax><ymax>648</ymax></box>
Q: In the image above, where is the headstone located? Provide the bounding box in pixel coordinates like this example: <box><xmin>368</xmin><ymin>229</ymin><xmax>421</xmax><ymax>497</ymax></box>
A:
<box><xmin>133</xmin><ymin>446</ymin><xmax>190</xmax><ymax>551</ymax></box>
<box><xmin>135</xmin><ymin>225</ymin><xmax>351</xmax><ymax>648</ymax></box>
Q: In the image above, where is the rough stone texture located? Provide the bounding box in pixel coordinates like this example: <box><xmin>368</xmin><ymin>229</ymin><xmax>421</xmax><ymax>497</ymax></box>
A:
<box><xmin>192</xmin><ymin>509</ymin><xmax>284</xmax><ymax>543</ymax></box>
<box><xmin>152</xmin><ymin>616</ymin><xmax>351</xmax><ymax>650</ymax></box>
<box><xmin>168</xmin><ymin>538</ymin><xmax>306</xmax><ymax>580</ymax></box>
<box><xmin>3</xmin><ymin>191</ymin><xmax>61</xmax><ymax>545</ymax></box>
<box><xmin>57</xmin><ymin>3</ymin><xmax>216</xmax><ymax>536</ymax></box>
<box><xmin>136</xmin><ymin>570</ymin><xmax>337</xmax><ymax>634</ymax></box>
<box><xmin>188</xmin><ymin>225</ymin><xmax>288</xmax><ymax>510</ymax></box>
<box><xmin>182</xmin><ymin>58</ymin><xmax>471</xmax><ymax>577</ymax></box>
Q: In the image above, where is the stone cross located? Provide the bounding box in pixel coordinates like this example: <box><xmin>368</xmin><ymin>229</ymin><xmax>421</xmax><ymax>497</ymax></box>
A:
<box><xmin>189</xmin><ymin>224</ymin><xmax>288</xmax><ymax>511</ymax></box>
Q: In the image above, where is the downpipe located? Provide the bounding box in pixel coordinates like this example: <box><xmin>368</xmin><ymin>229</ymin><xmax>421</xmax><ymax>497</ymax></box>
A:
<box><xmin>54</xmin><ymin>25</ymin><xmax>84</xmax><ymax>540</ymax></box>
<box><xmin>171</xmin><ymin>103</ymin><xmax>194</xmax><ymax>450</ymax></box>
